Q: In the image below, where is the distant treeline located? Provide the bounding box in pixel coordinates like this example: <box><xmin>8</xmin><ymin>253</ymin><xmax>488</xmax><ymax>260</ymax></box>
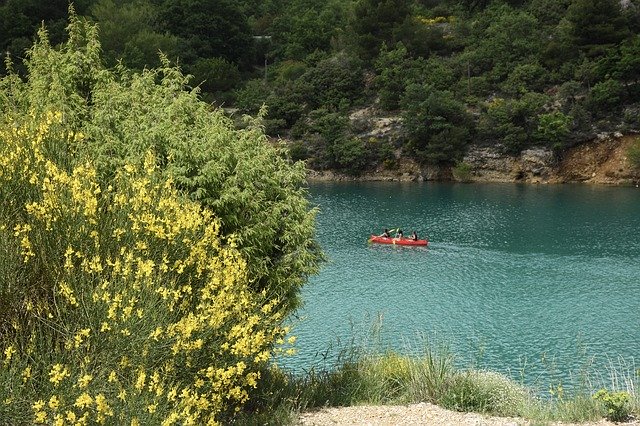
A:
<box><xmin>4</xmin><ymin>0</ymin><xmax>640</xmax><ymax>171</ymax></box>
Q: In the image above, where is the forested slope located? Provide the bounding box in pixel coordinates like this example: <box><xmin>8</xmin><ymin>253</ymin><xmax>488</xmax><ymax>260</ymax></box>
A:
<box><xmin>3</xmin><ymin>0</ymin><xmax>640</xmax><ymax>174</ymax></box>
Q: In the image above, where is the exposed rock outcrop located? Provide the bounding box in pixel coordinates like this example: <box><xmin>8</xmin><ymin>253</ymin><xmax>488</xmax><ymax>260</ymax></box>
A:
<box><xmin>349</xmin><ymin>106</ymin><xmax>405</xmax><ymax>144</ymax></box>
<box><xmin>463</xmin><ymin>146</ymin><xmax>555</xmax><ymax>183</ymax></box>
<box><xmin>460</xmin><ymin>134</ymin><xmax>638</xmax><ymax>184</ymax></box>
<box><xmin>305</xmin><ymin>107</ymin><xmax>640</xmax><ymax>185</ymax></box>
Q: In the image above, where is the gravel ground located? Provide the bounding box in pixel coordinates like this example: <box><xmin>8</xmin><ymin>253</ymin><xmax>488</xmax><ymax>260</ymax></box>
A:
<box><xmin>298</xmin><ymin>402</ymin><xmax>640</xmax><ymax>426</ymax></box>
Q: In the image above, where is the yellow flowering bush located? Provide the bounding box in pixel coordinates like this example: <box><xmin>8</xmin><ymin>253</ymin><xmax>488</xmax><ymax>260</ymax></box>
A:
<box><xmin>5</xmin><ymin>9</ymin><xmax>321</xmax><ymax>320</ymax></box>
<box><xmin>0</xmin><ymin>10</ymin><xmax>317</xmax><ymax>424</ymax></box>
<box><xmin>0</xmin><ymin>105</ymin><xmax>287</xmax><ymax>425</ymax></box>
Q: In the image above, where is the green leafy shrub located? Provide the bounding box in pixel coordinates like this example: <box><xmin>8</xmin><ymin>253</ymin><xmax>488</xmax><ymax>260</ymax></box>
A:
<box><xmin>234</xmin><ymin>79</ymin><xmax>271</xmax><ymax>114</ymax></box>
<box><xmin>265</xmin><ymin>87</ymin><xmax>307</xmax><ymax>130</ymax></box>
<box><xmin>418</xmin><ymin>57</ymin><xmax>458</xmax><ymax>92</ymax></box>
<box><xmin>303</xmin><ymin>109</ymin><xmax>349</xmax><ymax>170</ymax></box>
<box><xmin>351</xmin><ymin>0</ymin><xmax>411</xmax><ymax>61</ymax></box>
<box><xmin>501</xmin><ymin>62</ymin><xmax>548</xmax><ymax>96</ymax></box>
<box><xmin>190</xmin><ymin>56</ymin><xmax>241</xmax><ymax>94</ymax></box>
<box><xmin>442</xmin><ymin>371</ymin><xmax>530</xmax><ymax>416</ymax></box>
<box><xmin>587</xmin><ymin>79</ymin><xmax>624</xmax><ymax>114</ymax></box>
<box><xmin>287</xmin><ymin>140</ymin><xmax>310</xmax><ymax>162</ymax></box>
<box><xmin>627</xmin><ymin>137</ymin><xmax>640</xmax><ymax>169</ymax></box>
<box><xmin>374</xmin><ymin>42</ymin><xmax>413</xmax><ymax>110</ymax></box>
<box><xmin>592</xmin><ymin>389</ymin><xmax>631</xmax><ymax>422</ymax></box>
<box><xmin>452</xmin><ymin>162</ymin><xmax>473</xmax><ymax>182</ymax></box>
<box><xmin>91</xmin><ymin>0</ymin><xmax>181</xmax><ymax>70</ymax></box>
<box><xmin>479</xmin><ymin>93</ymin><xmax>549</xmax><ymax>153</ymax></box>
<box><xmin>536</xmin><ymin>111</ymin><xmax>571</xmax><ymax>152</ymax></box>
<box><xmin>274</xmin><ymin>60</ymin><xmax>307</xmax><ymax>82</ymax></box>
<box><xmin>365</xmin><ymin>137</ymin><xmax>396</xmax><ymax>168</ymax></box>
<box><xmin>296</xmin><ymin>53</ymin><xmax>364</xmax><ymax>111</ymax></box>
<box><xmin>0</xmin><ymin>112</ymin><xmax>287</xmax><ymax>424</ymax></box>
<box><xmin>331</xmin><ymin>137</ymin><xmax>368</xmax><ymax>173</ymax></box>
<box><xmin>305</xmin><ymin>109</ymin><xmax>350</xmax><ymax>145</ymax></box>
<box><xmin>80</xmin><ymin>67</ymin><xmax>319</xmax><ymax>314</ymax></box>
<box><xmin>402</xmin><ymin>84</ymin><xmax>473</xmax><ymax>164</ymax></box>
<box><xmin>466</xmin><ymin>6</ymin><xmax>543</xmax><ymax>82</ymax></box>
<box><xmin>267</xmin><ymin>1</ymin><xmax>349</xmax><ymax>62</ymax></box>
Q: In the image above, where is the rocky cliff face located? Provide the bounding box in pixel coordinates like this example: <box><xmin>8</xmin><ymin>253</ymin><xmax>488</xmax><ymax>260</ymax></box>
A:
<box><xmin>462</xmin><ymin>134</ymin><xmax>639</xmax><ymax>185</ymax></box>
<box><xmin>306</xmin><ymin>107</ymin><xmax>639</xmax><ymax>185</ymax></box>
<box><xmin>308</xmin><ymin>134</ymin><xmax>639</xmax><ymax>185</ymax></box>
<box><xmin>463</xmin><ymin>146</ymin><xmax>555</xmax><ymax>183</ymax></box>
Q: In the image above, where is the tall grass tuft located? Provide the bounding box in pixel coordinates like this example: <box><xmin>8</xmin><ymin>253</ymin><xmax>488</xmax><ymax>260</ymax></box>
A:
<box><xmin>404</xmin><ymin>346</ymin><xmax>456</xmax><ymax>403</ymax></box>
<box><xmin>441</xmin><ymin>370</ymin><xmax>531</xmax><ymax>416</ymax></box>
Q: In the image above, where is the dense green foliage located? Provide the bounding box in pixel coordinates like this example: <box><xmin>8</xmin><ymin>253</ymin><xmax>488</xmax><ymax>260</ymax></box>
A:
<box><xmin>2</xmin><ymin>0</ymin><xmax>640</xmax><ymax>169</ymax></box>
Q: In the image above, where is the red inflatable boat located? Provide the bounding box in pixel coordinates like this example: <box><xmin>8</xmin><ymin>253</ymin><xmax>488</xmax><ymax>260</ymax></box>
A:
<box><xmin>368</xmin><ymin>235</ymin><xmax>428</xmax><ymax>246</ymax></box>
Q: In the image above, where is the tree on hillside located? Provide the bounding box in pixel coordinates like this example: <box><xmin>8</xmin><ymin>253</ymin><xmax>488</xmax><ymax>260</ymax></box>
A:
<box><xmin>528</xmin><ymin>0</ymin><xmax>571</xmax><ymax>27</ymax></box>
<box><xmin>90</xmin><ymin>0</ymin><xmax>181</xmax><ymax>69</ymax></box>
<box><xmin>351</xmin><ymin>0</ymin><xmax>412</xmax><ymax>61</ymax></box>
<box><xmin>459</xmin><ymin>0</ymin><xmax>491</xmax><ymax>10</ymax></box>
<box><xmin>374</xmin><ymin>43</ymin><xmax>415</xmax><ymax>110</ymax></box>
<box><xmin>402</xmin><ymin>84</ymin><xmax>473</xmax><ymax>164</ymax></box>
<box><xmin>565</xmin><ymin>0</ymin><xmax>630</xmax><ymax>55</ymax></box>
<box><xmin>460</xmin><ymin>0</ymin><xmax>528</xmax><ymax>11</ymax></box>
<box><xmin>157</xmin><ymin>0</ymin><xmax>254</xmax><ymax>68</ymax></box>
<box><xmin>294</xmin><ymin>52</ymin><xmax>364</xmax><ymax>111</ymax></box>
<box><xmin>268</xmin><ymin>0</ymin><xmax>349</xmax><ymax>61</ymax></box>
<box><xmin>0</xmin><ymin>0</ymin><xmax>91</xmax><ymax>75</ymax></box>
<box><xmin>616</xmin><ymin>35</ymin><xmax>640</xmax><ymax>87</ymax></box>
<box><xmin>465</xmin><ymin>5</ymin><xmax>543</xmax><ymax>83</ymax></box>
<box><xmin>478</xmin><ymin>92</ymin><xmax>549</xmax><ymax>153</ymax></box>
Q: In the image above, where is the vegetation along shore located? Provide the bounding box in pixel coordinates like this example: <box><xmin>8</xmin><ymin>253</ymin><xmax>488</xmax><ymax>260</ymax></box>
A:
<box><xmin>0</xmin><ymin>1</ymin><xmax>639</xmax><ymax>425</ymax></box>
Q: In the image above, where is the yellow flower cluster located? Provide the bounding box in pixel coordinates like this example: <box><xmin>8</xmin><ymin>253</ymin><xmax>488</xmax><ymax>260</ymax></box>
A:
<box><xmin>416</xmin><ymin>15</ymin><xmax>454</xmax><ymax>26</ymax></box>
<box><xmin>487</xmin><ymin>97</ymin><xmax>506</xmax><ymax>109</ymax></box>
<box><xmin>49</xmin><ymin>364</ymin><xmax>70</xmax><ymax>386</ymax></box>
<box><xmin>0</xmin><ymin>111</ymin><xmax>291</xmax><ymax>424</ymax></box>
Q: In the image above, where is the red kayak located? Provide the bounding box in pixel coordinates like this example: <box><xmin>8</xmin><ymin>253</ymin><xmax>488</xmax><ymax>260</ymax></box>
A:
<box><xmin>368</xmin><ymin>235</ymin><xmax>428</xmax><ymax>246</ymax></box>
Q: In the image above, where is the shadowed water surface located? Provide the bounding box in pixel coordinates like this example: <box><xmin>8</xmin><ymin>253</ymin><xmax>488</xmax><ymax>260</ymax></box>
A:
<box><xmin>283</xmin><ymin>182</ymin><xmax>640</xmax><ymax>389</ymax></box>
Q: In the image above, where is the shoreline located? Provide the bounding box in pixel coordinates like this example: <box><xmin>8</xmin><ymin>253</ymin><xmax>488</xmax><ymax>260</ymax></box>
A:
<box><xmin>289</xmin><ymin>103</ymin><xmax>640</xmax><ymax>187</ymax></box>
<box><xmin>306</xmin><ymin>169</ymin><xmax>640</xmax><ymax>186</ymax></box>
<box><xmin>304</xmin><ymin>134</ymin><xmax>640</xmax><ymax>186</ymax></box>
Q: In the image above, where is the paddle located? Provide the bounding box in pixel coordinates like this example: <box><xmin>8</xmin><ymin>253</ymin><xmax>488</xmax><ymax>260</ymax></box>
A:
<box><xmin>385</xmin><ymin>228</ymin><xmax>400</xmax><ymax>237</ymax></box>
<box><xmin>369</xmin><ymin>228</ymin><xmax>398</xmax><ymax>242</ymax></box>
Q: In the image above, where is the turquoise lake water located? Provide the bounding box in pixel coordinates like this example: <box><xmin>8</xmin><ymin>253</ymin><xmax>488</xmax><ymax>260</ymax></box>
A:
<box><xmin>284</xmin><ymin>181</ymin><xmax>640</xmax><ymax>391</ymax></box>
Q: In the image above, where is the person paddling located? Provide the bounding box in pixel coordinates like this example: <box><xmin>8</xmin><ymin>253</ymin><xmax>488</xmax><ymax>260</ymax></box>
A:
<box><xmin>379</xmin><ymin>228</ymin><xmax>390</xmax><ymax>237</ymax></box>
<box><xmin>395</xmin><ymin>229</ymin><xmax>404</xmax><ymax>239</ymax></box>
<box><xmin>410</xmin><ymin>230</ymin><xmax>418</xmax><ymax>241</ymax></box>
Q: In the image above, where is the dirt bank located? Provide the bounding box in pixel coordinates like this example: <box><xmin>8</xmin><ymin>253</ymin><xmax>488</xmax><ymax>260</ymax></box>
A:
<box><xmin>298</xmin><ymin>402</ymin><xmax>639</xmax><ymax>426</ymax></box>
